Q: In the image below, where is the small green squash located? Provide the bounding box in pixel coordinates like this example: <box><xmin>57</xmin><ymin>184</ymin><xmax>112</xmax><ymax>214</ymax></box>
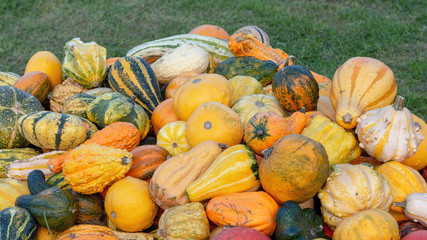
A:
<box><xmin>0</xmin><ymin>86</ymin><xmax>44</xmax><ymax>149</ymax></box>
<box><xmin>15</xmin><ymin>187</ymin><xmax>78</xmax><ymax>232</ymax></box>
<box><xmin>272</xmin><ymin>65</ymin><xmax>319</xmax><ymax>113</ymax></box>
<box><xmin>0</xmin><ymin>207</ymin><xmax>37</xmax><ymax>240</ymax></box>
<box><xmin>26</xmin><ymin>170</ymin><xmax>52</xmax><ymax>195</ymax></box>
<box><xmin>62</xmin><ymin>93</ymin><xmax>96</xmax><ymax>119</ymax></box>
<box><xmin>87</xmin><ymin>92</ymin><xmax>150</xmax><ymax>138</ymax></box>
<box><xmin>45</xmin><ymin>171</ymin><xmax>71</xmax><ymax>190</ymax></box>
<box><xmin>108</xmin><ymin>56</ymin><xmax>162</xmax><ymax>116</ymax></box>
<box><xmin>214</xmin><ymin>56</ymin><xmax>278</xmax><ymax>86</ymax></box>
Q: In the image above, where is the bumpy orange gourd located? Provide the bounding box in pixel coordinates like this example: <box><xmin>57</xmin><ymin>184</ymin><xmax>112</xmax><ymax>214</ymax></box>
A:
<box><xmin>48</xmin><ymin>122</ymin><xmax>140</xmax><ymax>172</ymax></box>
<box><xmin>185</xmin><ymin>101</ymin><xmax>243</xmax><ymax>148</ymax></box>
<box><xmin>63</xmin><ymin>144</ymin><xmax>132</xmax><ymax>194</ymax></box>
<box><xmin>331</xmin><ymin>57</ymin><xmax>397</xmax><ymax>129</ymax></box>
<box><xmin>151</xmin><ymin>98</ymin><xmax>180</xmax><ymax>135</ymax></box>
<box><xmin>105</xmin><ymin>176</ymin><xmax>158</xmax><ymax>232</ymax></box>
<box><xmin>173</xmin><ymin>73</ymin><xmax>233</xmax><ymax>120</ymax></box>
<box><xmin>206</xmin><ymin>191</ymin><xmax>279</xmax><ymax>236</ymax></box>
<box><xmin>189</xmin><ymin>24</ymin><xmax>230</xmax><ymax>40</ymax></box>
<box><xmin>376</xmin><ymin>161</ymin><xmax>427</xmax><ymax>222</ymax></box>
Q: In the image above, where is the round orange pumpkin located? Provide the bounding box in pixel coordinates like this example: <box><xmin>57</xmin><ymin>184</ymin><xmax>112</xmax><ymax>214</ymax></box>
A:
<box><xmin>173</xmin><ymin>73</ymin><xmax>233</xmax><ymax>121</ymax></box>
<box><xmin>165</xmin><ymin>71</ymin><xmax>198</xmax><ymax>99</ymax></box>
<box><xmin>189</xmin><ymin>24</ymin><xmax>230</xmax><ymax>40</ymax></box>
<box><xmin>24</xmin><ymin>51</ymin><xmax>62</xmax><ymax>90</ymax></box>
<box><xmin>105</xmin><ymin>176</ymin><xmax>158</xmax><ymax>232</ymax></box>
<box><xmin>259</xmin><ymin>134</ymin><xmax>329</xmax><ymax>204</ymax></box>
<box><xmin>151</xmin><ymin>98</ymin><xmax>179</xmax><ymax>135</ymax></box>
<box><xmin>185</xmin><ymin>101</ymin><xmax>243</xmax><ymax>148</ymax></box>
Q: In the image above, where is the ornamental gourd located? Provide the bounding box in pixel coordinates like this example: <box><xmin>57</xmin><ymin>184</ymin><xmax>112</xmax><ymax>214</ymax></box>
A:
<box><xmin>63</xmin><ymin>144</ymin><xmax>133</xmax><ymax>195</ymax></box>
<box><xmin>232</xmin><ymin>25</ymin><xmax>271</xmax><ymax>46</ymax></box>
<box><xmin>394</xmin><ymin>193</ymin><xmax>427</xmax><ymax>227</ymax></box>
<box><xmin>356</xmin><ymin>96</ymin><xmax>424</xmax><ymax>162</ymax></box>
<box><xmin>164</xmin><ymin>71</ymin><xmax>198</xmax><ymax>99</ymax></box>
<box><xmin>25</xmin><ymin>51</ymin><xmax>62</xmax><ymax>90</ymax></box>
<box><xmin>56</xmin><ymin>224</ymin><xmax>154</xmax><ymax>240</ymax></box>
<box><xmin>49</xmin><ymin>78</ymin><xmax>88</xmax><ymax>113</ymax></box>
<box><xmin>189</xmin><ymin>24</ymin><xmax>230</xmax><ymax>40</ymax></box>
<box><xmin>156</xmin><ymin>121</ymin><xmax>190</xmax><ymax>157</ymax></box>
<box><xmin>126</xmin><ymin>145</ymin><xmax>169</xmax><ymax>180</ymax></box>
<box><xmin>13</xmin><ymin>71</ymin><xmax>51</xmax><ymax>103</ymax></box>
<box><xmin>302</xmin><ymin>115</ymin><xmax>361</xmax><ymax>166</ymax></box>
<box><xmin>61</xmin><ymin>93</ymin><xmax>96</xmax><ymax>119</ymax></box>
<box><xmin>318</xmin><ymin>164</ymin><xmax>393</xmax><ymax>229</ymax></box>
<box><xmin>229</xmin><ymin>75</ymin><xmax>264</xmax><ymax>105</ymax></box>
<box><xmin>0</xmin><ymin>207</ymin><xmax>38</xmax><ymax>240</ymax></box>
<box><xmin>172</xmin><ymin>73</ymin><xmax>233</xmax><ymax>121</ymax></box>
<box><xmin>151</xmin><ymin>98</ymin><xmax>180</xmax><ymax>135</ymax></box>
<box><xmin>402</xmin><ymin>114</ymin><xmax>427</xmax><ymax>170</ymax></box>
<box><xmin>149</xmin><ymin>140</ymin><xmax>223</xmax><ymax>209</ymax></box>
<box><xmin>331</xmin><ymin>57</ymin><xmax>397</xmax><ymax>129</ymax></box>
<box><xmin>186</xmin><ymin>144</ymin><xmax>260</xmax><ymax>202</ymax></box>
<box><xmin>0</xmin><ymin>178</ymin><xmax>30</xmax><ymax>211</ymax></box>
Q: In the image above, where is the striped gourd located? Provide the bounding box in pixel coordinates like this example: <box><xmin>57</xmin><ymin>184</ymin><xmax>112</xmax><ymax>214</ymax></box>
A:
<box><xmin>331</xmin><ymin>57</ymin><xmax>397</xmax><ymax>129</ymax></box>
<box><xmin>7</xmin><ymin>151</ymin><xmax>65</xmax><ymax>180</ymax></box>
<box><xmin>0</xmin><ymin>207</ymin><xmax>38</xmax><ymax>240</ymax></box>
<box><xmin>108</xmin><ymin>56</ymin><xmax>162</xmax><ymax>116</ymax></box>
<box><xmin>87</xmin><ymin>92</ymin><xmax>150</xmax><ymax>138</ymax></box>
<box><xmin>46</xmin><ymin>171</ymin><xmax>71</xmax><ymax>190</ymax></box>
<box><xmin>0</xmin><ymin>71</ymin><xmax>20</xmax><ymax>86</ymax></box>
<box><xmin>232</xmin><ymin>25</ymin><xmax>271</xmax><ymax>47</ymax></box>
<box><xmin>0</xmin><ymin>148</ymin><xmax>41</xmax><ymax>178</ymax></box>
<box><xmin>18</xmin><ymin>111</ymin><xmax>96</xmax><ymax>150</ymax></box>
<box><xmin>186</xmin><ymin>144</ymin><xmax>260</xmax><ymax>202</ymax></box>
<box><xmin>126</xmin><ymin>34</ymin><xmax>234</xmax><ymax>66</ymax></box>
<box><xmin>156</xmin><ymin>121</ymin><xmax>191</xmax><ymax>157</ymax></box>
<box><xmin>0</xmin><ymin>86</ymin><xmax>44</xmax><ymax>149</ymax></box>
<box><xmin>62</xmin><ymin>93</ymin><xmax>96</xmax><ymax>119</ymax></box>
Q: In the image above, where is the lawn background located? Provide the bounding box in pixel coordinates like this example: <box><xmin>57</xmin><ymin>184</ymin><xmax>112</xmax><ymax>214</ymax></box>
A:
<box><xmin>1</xmin><ymin>0</ymin><xmax>425</xmax><ymax>119</ymax></box>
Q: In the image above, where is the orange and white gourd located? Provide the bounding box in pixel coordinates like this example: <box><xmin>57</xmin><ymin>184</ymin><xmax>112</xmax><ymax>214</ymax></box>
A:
<box><xmin>394</xmin><ymin>193</ymin><xmax>427</xmax><ymax>227</ymax></box>
<box><xmin>356</xmin><ymin>96</ymin><xmax>424</xmax><ymax>162</ymax></box>
<box><xmin>331</xmin><ymin>57</ymin><xmax>397</xmax><ymax>129</ymax></box>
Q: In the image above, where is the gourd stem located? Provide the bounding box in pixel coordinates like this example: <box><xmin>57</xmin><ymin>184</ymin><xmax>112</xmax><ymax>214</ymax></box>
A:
<box><xmin>299</xmin><ymin>107</ymin><xmax>306</xmax><ymax>113</ymax></box>
<box><xmin>257</xmin><ymin>129</ymin><xmax>264</xmax><ymax>136</ymax></box>
<box><xmin>393</xmin><ymin>201</ymin><xmax>406</xmax><ymax>208</ymax></box>
<box><xmin>262</xmin><ymin>147</ymin><xmax>273</xmax><ymax>159</ymax></box>
<box><xmin>218</xmin><ymin>143</ymin><xmax>228</xmax><ymax>149</ymax></box>
<box><xmin>342</xmin><ymin>113</ymin><xmax>353</xmax><ymax>123</ymax></box>
<box><xmin>121</xmin><ymin>156</ymin><xmax>131</xmax><ymax>165</ymax></box>
<box><xmin>392</xmin><ymin>96</ymin><xmax>405</xmax><ymax>111</ymax></box>
<box><xmin>284</xmin><ymin>55</ymin><xmax>298</xmax><ymax>67</ymax></box>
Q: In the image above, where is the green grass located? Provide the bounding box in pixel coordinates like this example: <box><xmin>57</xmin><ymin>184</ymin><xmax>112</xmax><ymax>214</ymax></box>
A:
<box><xmin>1</xmin><ymin>0</ymin><xmax>425</xmax><ymax>119</ymax></box>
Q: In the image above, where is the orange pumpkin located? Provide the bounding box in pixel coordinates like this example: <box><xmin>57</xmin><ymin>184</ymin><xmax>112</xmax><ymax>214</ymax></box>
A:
<box><xmin>173</xmin><ymin>73</ymin><xmax>233</xmax><ymax>121</ymax></box>
<box><xmin>24</xmin><ymin>51</ymin><xmax>62</xmax><ymax>90</ymax></box>
<box><xmin>13</xmin><ymin>71</ymin><xmax>51</xmax><ymax>102</ymax></box>
<box><xmin>206</xmin><ymin>191</ymin><xmax>279</xmax><ymax>236</ymax></box>
<box><xmin>165</xmin><ymin>71</ymin><xmax>198</xmax><ymax>99</ymax></box>
<box><xmin>105</xmin><ymin>176</ymin><xmax>158</xmax><ymax>232</ymax></box>
<box><xmin>126</xmin><ymin>145</ymin><xmax>169</xmax><ymax>180</ymax></box>
<box><xmin>185</xmin><ymin>101</ymin><xmax>243</xmax><ymax>148</ymax></box>
<box><xmin>151</xmin><ymin>98</ymin><xmax>179</xmax><ymax>135</ymax></box>
<box><xmin>189</xmin><ymin>24</ymin><xmax>230</xmax><ymax>40</ymax></box>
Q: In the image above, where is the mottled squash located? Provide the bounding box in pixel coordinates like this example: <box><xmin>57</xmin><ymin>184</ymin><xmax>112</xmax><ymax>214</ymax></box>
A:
<box><xmin>61</xmin><ymin>93</ymin><xmax>96</xmax><ymax>119</ymax></box>
<box><xmin>0</xmin><ymin>207</ymin><xmax>38</xmax><ymax>240</ymax></box>
<box><xmin>126</xmin><ymin>145</ymin><xmax>169</xmax><ymax>180</ymax></box>
<box><xmin>229</xmin><ymin>75</ymin><xmax>264</xmax><ymax>105</ymax></box>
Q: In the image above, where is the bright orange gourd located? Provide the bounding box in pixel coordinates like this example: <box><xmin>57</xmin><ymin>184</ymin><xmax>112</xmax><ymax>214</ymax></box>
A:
<box><xmin>189</xmin><ymin>24</ymin><xmax>230</xmax><ymax>40</ymax></box>
<box><xmin>151</xmin><ymin>98</ymin><xmax>179</xmax><ymax>135</ymax></box>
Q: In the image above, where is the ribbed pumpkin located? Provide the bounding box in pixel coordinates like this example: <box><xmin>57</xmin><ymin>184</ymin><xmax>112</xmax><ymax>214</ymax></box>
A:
<box><xmin>164</xmin><ymin>71</ymin><xmax>198</xmax><ymax>99</ymax></box>
<box><xmin>318</xmin><ymin>164</ymin><xmax>393</xmax><ymax>229</ymax></box>
<box><xmin>232</xmin><ymin>25</ymin><xmax>270</xmax><ymax>46</ymax></box>
<box><xmin>231</xmin><ymin>94</ymin><xmax>285</xmax><ymax>126</ymax></box>
<box><xmin>356</xmin><ymin>96</ymin><xmax>424</xmax><ymax>162</ymax></box>
<box><xmin>62</xmin><ymin>38</ymin><xmax>107</xmax><ymax>88</ymax></box>
<box><xmin>56</xmin><ymin>224</ymin><xmax>154</xmax><ymax>240</ymax></box>
<box><xmin>0</xmin><ymin>148</ymin><xmax>40</xmax><ymax>178</ymax></box>
<box><xmin>189</xmin><ymin>24</ymin><xmax>230</xmax><ymax>40</ymax></box>
<box><xmin>260</xmin><ymin>134</ymin><xmax>329</xmax><ymax>204</ymax></box>
<box><xmin>331</xmin><ymin>57</ymin><xmax>397</xmax><ymax>129</ymax></box>
<box><xmin>206</xmin><ymin>191</ymin><xmax>279</xmax><ymax>236</ymax></box>
<box><xmin>105</xmin><ymin>176</ymin><xmax>158</xmax><ymax>232</ymax></box>
<box><xmin>302</xmin><ymin>115</ymin><xmax>361</xmax><ymax>166</ymax></box>
<box><xmin>63</xmin><ymin>144</ymin><xmax>132</xmax><ymax>194</ymax></box>
<box><xmin>0</xmin><ymin>86</ymin><xmax>44</xmax><ymax>149</ymax></box>
<box><xmin>186</xmin><ymin>144</ymin><xmax>260</xmax><ymax>202</ymax></box>
<box><xmin>0</xmin><ymin>207</ymin><xmax>38</xmax><ymax>240</ymax></box>
<box><xmin>25</xmin><ymin>51</ymin><xmax>62</xmax><ymax>90</ymax></box>
<box><xmin>0</xmin><ymin>71</ymin><xmax>20</xmax><ymax>86</ymax></box>
<box><xmin>151</xmin><ymin>98</ymin><xmax>179</xmax><ymax>135</ymax></box>
<box><xmin>87</xmin><ymin>92</ymin><xmax>150</xmax><ymax>138</ymax></box>
<box><xmin>13</xmin><ymin>71</ymin><xmax>51</xmax><ymax>102</ymax></box>
<box><xmin>244</xmin><ymin>110</ymin><xmax>306</xmax><ymax>155</ymax></box>
<box><xmin>229</xmin><ymin>75</ymin><xmax>264</xmax><ymax>105</ymax></box>
<box><xmin>376</xmin><ymin>161</ymin><xmax>427</xmax><ymax>222</ymax></box>
<box><xmin>18</xmin><ymin>111</ymin><xmax>94</xmax><ymax>150</ymax></box>
<box><xmin>108</xmin><ymin>56</ymin><xmax>162</xmax><ymax>116</ymax></box>
<box><xmin>61</xmin><ymin>93</ymin><xmax>96</xmax><ymax>119</ymax></box>
<box><xmin>402</xmin><ymin>114</ymin><xmax>427</xmax><ymax>170</ymax></box>
<box><xmin>126</xmin><ymin>145</ymin><xmax>169</xmax><ymax>180</ymax></box>
<box><xmin>333</xmin><ymin>208</ymin><xmax>399</xmax><ymax>240</ymax></box>
<box><xmin>149</xmin><ymin>140</ymin><xmax>223</xmax><ymax>209</ymax></box>
<box><xmin>185</xmin><ymin>101</ymin><xmax>244</xmax><ymax>148</ymax></box>
<box><xmin>272</xmin><ymin>65</ymin><xmax>319</xmax><ymax>113</ymax></box>
<box><xmin>156</xmin><ymin>121</ymin><xmax>191</xmax><ymax>157</ymax></box>
<box><xmin>157</xmin><ymin>202</ymin><xmax>210</xmax><ymax>240</ymax></box>
<box><xmin>0</xmin><ymin>178</ymin><xmax>30</xmax><ymax>211</ymax></box>
<box><xmin>15</xmin><ymin>187</ymin><xmax>78</xmax><ymax>231</ymax></box>
<box><xmin>172</xmin><ymin>73</ymin><xmax>233</xmax><ymax>120</ymax></box>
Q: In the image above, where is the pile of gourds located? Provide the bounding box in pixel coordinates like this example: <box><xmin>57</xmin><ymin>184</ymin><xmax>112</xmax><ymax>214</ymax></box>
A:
<box><xmin>0</xmin><ymin>24</ymin><xmax>426</xmax><ymax>240</ymax></box>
